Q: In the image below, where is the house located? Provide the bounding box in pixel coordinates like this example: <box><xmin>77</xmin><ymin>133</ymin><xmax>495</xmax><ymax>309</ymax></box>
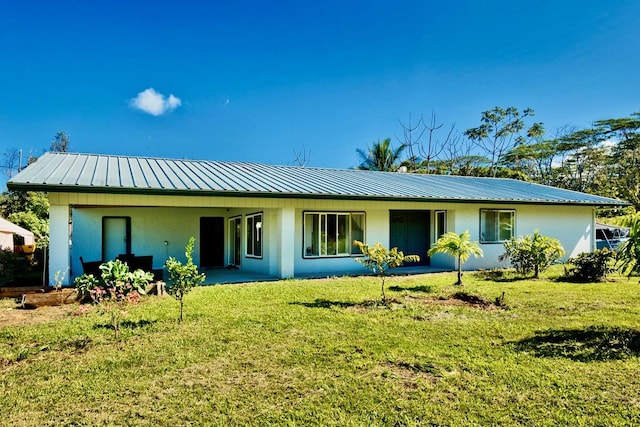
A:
<box><xmin>0</xmin><ymin>217</ymin><xmax>35</xmax><ymax>252</ymax></box>
<box><xmin>7</xmin><ymin>152</ymin><xmax>628</xmax><ymax>285</ymax></box>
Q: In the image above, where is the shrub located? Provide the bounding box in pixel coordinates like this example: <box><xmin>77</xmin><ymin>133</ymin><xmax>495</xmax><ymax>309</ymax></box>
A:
<box><xmin>566</xmin><ymin>249</ymin><xmax>616</xmax><ymax>282</ymax></box>
<box><xmin>499</xmin><ymin>231</ymin><xmax>565</xmax><ymax>278</ymax></box>
<box><xmin>0</xmin><ymin>248</ymin><xmax>19</xmax><ymax>285</ymax></box>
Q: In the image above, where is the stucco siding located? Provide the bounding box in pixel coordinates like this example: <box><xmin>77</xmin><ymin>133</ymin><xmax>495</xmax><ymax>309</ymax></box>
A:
<box><xmin>71</xmin><ymin>206</ymin><xmax>275</xmax><ymax>279</ymax></box>
<box><xmin>60</xmin><ymin>191</ymin><xmax>596</xmax><ymax>283</ymax></box>
<box><xmin>451</xmin><ymin>203</ymin><xmax>594</xmax><ymax>270</ymax></box>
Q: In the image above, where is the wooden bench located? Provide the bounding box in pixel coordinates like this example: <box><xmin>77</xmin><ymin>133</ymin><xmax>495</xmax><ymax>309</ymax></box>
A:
<box><xmin>116</xmin><ymin>254</ymin><xmax>163</xmax><ymax>281</ymax></box>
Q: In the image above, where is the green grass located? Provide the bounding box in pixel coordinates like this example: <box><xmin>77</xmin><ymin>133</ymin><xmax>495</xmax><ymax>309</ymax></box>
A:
<box><xmin>1</xmin><ymin>267</ymin><xmax>640</xmax><ymax>426</ymax></box>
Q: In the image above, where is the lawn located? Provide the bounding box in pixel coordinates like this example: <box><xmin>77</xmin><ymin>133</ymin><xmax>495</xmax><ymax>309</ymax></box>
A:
<box><xmin>1</xmin><ymin>268</ymin><xmax>639</xmax><ymax>426</ymax></box>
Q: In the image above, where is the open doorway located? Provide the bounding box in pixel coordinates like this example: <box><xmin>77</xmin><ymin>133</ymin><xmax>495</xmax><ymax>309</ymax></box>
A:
<box><xmin>200</xmin><ymin>217</ymin><xmax>225</xmax><ymax>268</ymax></box>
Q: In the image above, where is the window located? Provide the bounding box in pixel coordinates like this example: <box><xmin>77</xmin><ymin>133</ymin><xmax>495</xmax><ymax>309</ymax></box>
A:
<box><xmin>435</xmin><ymin>210</ymin><xmax>447</xmax><ymax>240</ymax></box>
<box><xmin>246</xmin><ymin>212</ymin><xmax>263</xmax><ymax>257</ymax></box>
<box><xmin>304</xmin><ymin>212</ymin><xmax>365</xmax><ymax>257</ymax></box>
<box><xmin>480</xmin><ymin>209</ymin><xmax>515</xmax><ymax>243</ymax></box>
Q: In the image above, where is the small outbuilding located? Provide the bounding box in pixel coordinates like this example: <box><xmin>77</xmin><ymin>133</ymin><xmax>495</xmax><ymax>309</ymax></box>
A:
<box><xmin>0</xmin><ymin>217</ymin><xmax>35</xmax><ymax>251</ymax></box>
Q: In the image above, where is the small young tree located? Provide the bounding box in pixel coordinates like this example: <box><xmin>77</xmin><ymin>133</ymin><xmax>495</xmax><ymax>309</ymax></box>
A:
<box><xmin>499</xmin><ymin>231</ymin><xmax>565</xmax><ymax>278</ymax></box>
<box><xmin>353</xmin><ymin>241</ymin><xmax>420</xmax><ymax>303</ymax></box>
<box><xmin>428</xmin><ymin>230</ymin><xmax>483</xmax><ymax>285</ymax></box>
<box><xmin>164</xmin><ymin>237</ymin><xmax>206</xmax><ymax>322</ymax></box>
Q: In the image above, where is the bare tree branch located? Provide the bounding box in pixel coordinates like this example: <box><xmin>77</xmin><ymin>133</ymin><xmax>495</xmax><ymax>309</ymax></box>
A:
<box><xmin>291</xmin><ymin>146</ymin><xmax>311</xmax><ymax>167</ymax></box>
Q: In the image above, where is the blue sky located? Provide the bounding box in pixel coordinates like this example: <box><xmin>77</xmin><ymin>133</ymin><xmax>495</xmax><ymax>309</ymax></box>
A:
<box><xmin>1</xmin><ymin>1</ymin><xmax>639</xmax><ymax>189</ymax></box>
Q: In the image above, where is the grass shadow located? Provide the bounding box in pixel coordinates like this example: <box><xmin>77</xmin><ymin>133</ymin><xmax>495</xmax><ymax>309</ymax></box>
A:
<box><xmin>473</xmin><ymin>269</ymin><xmax>527</xmax><ymax>283</ymax></box>
<box><xmin>388</xmin><ymin>285</ymin><xmax>433</xmax><ymax>293</ymax></box>
<box><xmin>93</xmin><ymin>319</ymin><xmax>157</xmax><ymax>331</ymax></box>
<box><xmin>290</xmin><ymin>298</ymin><xmax>403</xmax><ymax>310</ymax></box>
<box><xmin>511</xmin><ymin>326</ymin><xmax>640</xmax><ymax>361</ymax></box>
<box><xmin>289</xmin><ymin>299</ymin><xmax>359</xmax><ymax>309</ymax></box>
<box><xmin>553</xmin><ymin>275</ymin><xmax>611</xmax><ymax>284</ymax></box>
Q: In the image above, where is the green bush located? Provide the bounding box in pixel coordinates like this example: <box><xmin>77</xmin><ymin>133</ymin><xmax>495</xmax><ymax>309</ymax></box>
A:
<box><xmin>499</xmin><ymin>231</ymin><xmax>565</xmax><ymax>278</ymax></box>
<box><xmin>74</xmin><ymin>259</ymin><xmax>153</xmax><ymax>303</ymax></box>
<box><xmin>0</xmin><ymin>248</ymin><xmax>19</xmax><ymax>285</ymax></box>
<box><xmin>566</xmin><ymin>249</ymin><xmax>616</xmax><ymax>282</ymax></box>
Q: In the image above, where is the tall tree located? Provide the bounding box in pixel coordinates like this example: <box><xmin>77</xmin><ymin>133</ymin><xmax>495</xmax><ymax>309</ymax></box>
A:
<box><xmin>544</xmin><ymin>113</ymin><xmax>640</xmax><ymax>209</ymax></box>
<box><xmin>596</xmin><ymin>113</ymin><xmax>640</xmax><ymax>209</ymax></box>
<box><xmin>396</xmin><ymin>112</ymin><xmax>454</xmax><ymax>173</ymax></box>
<box><xmin>1</xmin><ymin>148</ymin><xmax>21</xmax><ymax>179</ymax></box>
<box><xmin>50</xmin><ymin>131</ymin><xmax>71</xmax><ymax>152</ymax></box>
<box><xmin>464</xmin><ymin>106</ymin><xmax>544</xmax><ymax>177</ymax></box>
<box><xmin>356</xmin><ymin>138</ymin><xmax>407</xmax><ymax>172</ymax></box>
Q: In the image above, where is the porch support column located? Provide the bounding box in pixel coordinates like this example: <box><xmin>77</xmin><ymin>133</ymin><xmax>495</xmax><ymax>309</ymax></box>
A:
<box><xmin>49</xmin><ymin>204</ymin><xmax>71</xmax><ymax>285</ymax></box>
<box><xmin>277</xmin><ymin>207</ymin><xmax>295</xmax><ymax>278</ymax></box>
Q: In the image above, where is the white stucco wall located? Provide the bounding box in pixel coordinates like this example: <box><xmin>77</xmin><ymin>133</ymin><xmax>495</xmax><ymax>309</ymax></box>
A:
<box><xmin>51</xmin><ymin>192</ymin><xmax>597</xmax><ymax>284</ymax></box>
<box><xmin>448</xmin><ymin>203</ymin><xmax>594</xmax><ymax>271</ymax></box>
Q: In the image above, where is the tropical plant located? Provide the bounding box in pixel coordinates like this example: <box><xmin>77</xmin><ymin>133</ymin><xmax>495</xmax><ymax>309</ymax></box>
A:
<box><xmin>566</xmin><ymin>249</ymin><xmax>615</xmax><ymax>282</ymax></box>
<box><xmin>356</xmin><ymin>137</ymin><xmax>408</xmax><ymax>172</ymax></box>
<box><xmin>165</xmin><ymin>237</ymin><xmax>206</xmax><ymax>322</ymax></box>
<box><xmin>353</xmin><ymin>241</ymin><xmax>420</xmax><ymax>302</ymax></box>
<box><xmin>73</xmin><ymin>259</ymin><xmax>152</xmax><ymax>303</ymax></box>
<box><xmin>428</xmin><ymin>230</ymin><xmax>483</xmax><ymax>285</ymax></box>
<box><xmin>499</xmin><ymin>231</ymin><xmax>565</xmax><ymax>278</ymax></box>
<box><xmin>73</xmin><ymin>274</ymin><xmax>100</xmax><ymax>300</ymax></box>
<box><xmin>617</xmin><ymin>214</ymin><xmax>640</xmax><ymax>279</ymax></box>
<box><xmin>73</xmin><ymin>259</ymin><xmax>152</xmax><ymax>340</ymax></box>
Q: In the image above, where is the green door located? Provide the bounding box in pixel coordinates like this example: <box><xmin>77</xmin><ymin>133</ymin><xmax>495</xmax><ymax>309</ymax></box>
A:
<box><xmin>389</xmin><ymin>210</ymin><xmax>430</xmax><ymax>266</ymax></box>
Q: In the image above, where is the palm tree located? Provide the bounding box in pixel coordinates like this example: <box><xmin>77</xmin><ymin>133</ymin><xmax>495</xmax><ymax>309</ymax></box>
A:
<box><xmin>428</xmin><ymin>230</ymin><xmax>483</xmax><ymax>285</ymax></box>
<box><xmin>356</xmin><ymin>138</ymin><xmax>407</xmax><ymax>172</ymax></box>
<box><xmin>617</xmin><ymin>214</ymin><xmax>640</xmax><ymax>279</ymax></box>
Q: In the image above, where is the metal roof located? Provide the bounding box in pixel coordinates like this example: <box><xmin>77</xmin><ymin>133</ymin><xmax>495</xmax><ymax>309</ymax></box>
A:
<box><xmin>7</xmin><ymin>152</ymin><xmax>629</xmax><ymax>206</ymax></box>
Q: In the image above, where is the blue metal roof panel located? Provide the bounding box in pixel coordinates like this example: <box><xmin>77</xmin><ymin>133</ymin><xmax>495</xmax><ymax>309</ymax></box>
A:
<box><xmin>6</xmin><ymin>152</ymin><xmax>628</xmax><ymax>206</ymax></box>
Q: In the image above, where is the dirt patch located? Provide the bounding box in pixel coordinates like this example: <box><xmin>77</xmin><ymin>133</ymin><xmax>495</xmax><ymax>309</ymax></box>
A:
<box><xmin>407</xmin><ymin>292</ymin><xmax>506</xmax><ymax>310</ymax></box>
<box><xmin>0</xmin><ymin>299</ymin><xmax>86</xmax><ymax>328</ymax></box>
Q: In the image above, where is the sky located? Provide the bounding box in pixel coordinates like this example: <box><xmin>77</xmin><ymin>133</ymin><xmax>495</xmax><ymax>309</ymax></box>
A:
<box><xmin>1</xmin><ymin>0</ymin><xmax>639</xmax><ymax>189</ymax></box>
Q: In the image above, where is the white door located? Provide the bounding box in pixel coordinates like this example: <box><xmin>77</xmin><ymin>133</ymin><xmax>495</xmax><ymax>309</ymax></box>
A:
<box><xmin>102</xmin><ymin>217</ymin><xmax>129</xmax><ymax>261</ymax></box>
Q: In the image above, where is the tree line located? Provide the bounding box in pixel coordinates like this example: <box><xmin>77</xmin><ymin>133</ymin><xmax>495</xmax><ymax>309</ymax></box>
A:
<box><xmin>357</xmin><ymin>107</ymin><xmax>640</xmax><ymax>211</ymax></box>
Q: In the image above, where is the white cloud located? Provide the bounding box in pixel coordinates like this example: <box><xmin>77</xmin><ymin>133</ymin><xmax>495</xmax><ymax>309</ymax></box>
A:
<box><xmin>129</xmin><ymin>88</ymin><xmax>182</xmax><ymax>116</ymax></box>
